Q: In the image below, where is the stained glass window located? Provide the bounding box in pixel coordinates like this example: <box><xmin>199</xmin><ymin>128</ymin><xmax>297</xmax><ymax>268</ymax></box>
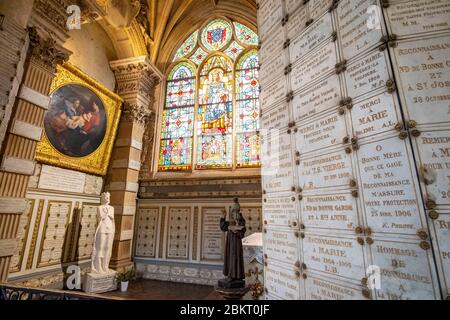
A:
<box><xmin>197</xmin><ymin>55</ymin><xmax>233</xmax><ymax>169</ymax></box>
<box><xmin>233</xmin><ymin>22</ymin><xmax>259</xmax><ymax>46</ymax></box>
<box><xmin>201</xmin><ymin>19</ymin><xmax>232</xmax><ymax>51</ymax></box>
<box><xmin>236</xmin><ymin>49</ymin><xmax>260</xmax><ymax>168</ymax></box>
<box><xmin>159</xmin><ymin>18</ymin><xmax>259</xmax><ymax>172</ymax></box>
<box><xmin>173</xmin><ymin>31</ymin><xmax>198</xmax><ymax>61</ymax></box>
<box><xmin>166</xmin><ymin>63</ymin><xmax>196</xmax><ymax>108</ymax></box>
<box><xmin>189</xmin><ymin>47</ymin><xmax>208</xmax><ymax>65</ymax></box>
<box><xmin>158</xmin><ymin>62</ymin><xmax>196</xmax><ymax>171</ymax></box>
<box><xmin>224</xmin><ymin>41</ymin><xmax>244</xmax><ymax>61</ymax></box>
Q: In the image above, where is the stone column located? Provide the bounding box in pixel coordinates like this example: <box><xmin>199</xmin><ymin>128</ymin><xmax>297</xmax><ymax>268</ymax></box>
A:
<box><xmin>108</xmin><ymin>56</ymin><xmax>162</xmax><ymax>270</ymax></box>
<box><xmin>0</xmin><ymin>0</ymin><xmax>70</xmax><ymax>282</ymax></box>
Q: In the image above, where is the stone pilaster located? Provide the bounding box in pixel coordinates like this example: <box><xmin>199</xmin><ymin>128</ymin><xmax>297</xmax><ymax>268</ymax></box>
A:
<box><xmin>0</xmin><ymin>0</ymin><xmax>71</xmax><ymax>282</ymax></box>
<box><xmin>108</xmin><ymin>56</ymin><xmax>162</xmax><ymax>269</ymax></box>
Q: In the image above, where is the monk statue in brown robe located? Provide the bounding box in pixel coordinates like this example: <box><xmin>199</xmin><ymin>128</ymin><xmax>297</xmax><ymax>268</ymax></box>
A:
<box><xmin>218</xmin><ymin>197</ymin><xmax>247</xmax><ymax>289</ymax></box>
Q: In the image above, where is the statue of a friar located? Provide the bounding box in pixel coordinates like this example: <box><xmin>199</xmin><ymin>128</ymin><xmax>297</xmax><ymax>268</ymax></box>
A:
<box><xmin>218</xmin><ymin>197</ymin><xmax>247</xmax><ymax>288</ymax></box>
<box><xmin>91</xmin><ymin>192</ymin><xmax>115</xmax><ymax>274</ymax></box>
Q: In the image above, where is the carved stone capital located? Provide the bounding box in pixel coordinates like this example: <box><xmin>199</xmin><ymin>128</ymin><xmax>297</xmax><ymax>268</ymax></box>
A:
<box><xmin>122</xmin><ymin>103</ymin><xmax>152</xmax><ymax>126</ymax></box>
<box><xmin>29</xmin><ymin>0</ymin><xmax>72</xmax><ymax>45</ymax></box>
<box><xmin>110</xmin><ymin>56</ymin><xmax>163</xmax><ymax>111</ymax></box>
<box><xmin>27</xmin><ymin>26</ymin><xmax>70</xmax><ymax>71</ymax></box>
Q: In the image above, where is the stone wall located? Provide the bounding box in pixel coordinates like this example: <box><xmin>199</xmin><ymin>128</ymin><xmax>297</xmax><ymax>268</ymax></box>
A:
<box><xmin>134</xmin><ymin>192</ymin><xmax>262</xmax><ymax>287</ymax></box>
<box><xmin>8</xmin><ymin>164</ymin><xmax>102</xmax><ymax>287</ymax></box>
<box><xmin>258</xmin><ymin>0</ymin><xmax>450</xmax><ymax>300</ymax></box>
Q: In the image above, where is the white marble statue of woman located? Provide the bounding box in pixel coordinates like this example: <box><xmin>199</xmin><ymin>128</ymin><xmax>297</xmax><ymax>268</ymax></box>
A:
<box><xmin>91</xmin><ymin>192</ymin><xmax>115</xmax><ymax>274</ymax></box>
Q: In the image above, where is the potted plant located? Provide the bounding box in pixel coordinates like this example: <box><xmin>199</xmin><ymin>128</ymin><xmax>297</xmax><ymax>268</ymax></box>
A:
<box><xmin>116</xmin><ymin>269</ymin><xmax>136</xmax><ymax>292</ymax></box>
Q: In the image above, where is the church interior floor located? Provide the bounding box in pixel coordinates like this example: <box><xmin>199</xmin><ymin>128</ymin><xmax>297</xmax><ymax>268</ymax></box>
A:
<box><xmin>102</xmin><ymin>279</ymin><xmax>223</xmax><ymax>300</ymax></box>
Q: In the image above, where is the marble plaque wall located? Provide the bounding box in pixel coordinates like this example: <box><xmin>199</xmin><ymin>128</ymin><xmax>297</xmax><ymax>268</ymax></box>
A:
<box><xmin>8</xmin><ymin>187</ymin><xmax>101</xmax><ymax>280</ymax></box>
<box><xmin>258</xmin><ymin>0</ymin><xmax>449</xmax><ymax>300</ymax></box>
<box><xmin>134</xmin><ymin>199</ymin><xmax>262</xmax><ymax>285</ymax></box>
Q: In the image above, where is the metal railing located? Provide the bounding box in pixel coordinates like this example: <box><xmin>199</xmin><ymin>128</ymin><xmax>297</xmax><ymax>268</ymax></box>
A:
<box><xmin>0</xmin><ymin>283</ymin><xmax>122</xmax><ymax>300</ymax></box>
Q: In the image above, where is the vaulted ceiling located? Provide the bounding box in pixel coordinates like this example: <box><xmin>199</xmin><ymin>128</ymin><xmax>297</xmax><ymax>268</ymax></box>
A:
<box><xmin>147</xmin><ymin>0</ymin><xmax>258</xmax><ymax>73</ymax></box>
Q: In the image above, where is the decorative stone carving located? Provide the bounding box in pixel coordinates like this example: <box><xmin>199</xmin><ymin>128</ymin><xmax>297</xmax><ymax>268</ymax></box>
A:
<box><xmin>27</xmin><ymin>26</ymin><xmax>69</xmax><ymax>70</ymax></box>
<box><xmin>136</xmin><ymin>0</ymin><xmax>150</xmax><ymax>37</ymax></box>
<box><xmin>122</xmin><ymin>102</ymin><xmax>151</xmax><ymax>126</ymax></box>
<box><xmin>110</xmin><ymin>56</ymin><xmax>161</xmax><ymax>126</ymax></box>
<box><xmin>104</xmin><ymin>0</ymin><xmax>141</xmax><ymax>28</ymax></box>
<box><xmin>139</xmin><ymin>112</ymin><xmax>155</xmax><ymax>178</ymax></box>
<box><xmin>29</xmin><ymin>0</ymin><xmax>72</xmax><ymax>45</ymax></box>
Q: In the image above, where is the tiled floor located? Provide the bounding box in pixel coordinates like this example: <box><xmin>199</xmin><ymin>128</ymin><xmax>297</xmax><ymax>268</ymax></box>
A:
<box><xmin>103</xmin><ymin>279</ymin><xmax>222</xmax><ymax>300</ymax></box>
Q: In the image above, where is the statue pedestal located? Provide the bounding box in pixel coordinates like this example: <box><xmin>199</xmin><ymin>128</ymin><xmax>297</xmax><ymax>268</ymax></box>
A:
<box><xmin>214</xmin><ymin>285</ymin><xmax>250</xmax><ymax>300</ymax></box>
<box><xmin>83</xmin><ymin>271</ymin><xmax>117</xmax><ymax>294</ymax></box>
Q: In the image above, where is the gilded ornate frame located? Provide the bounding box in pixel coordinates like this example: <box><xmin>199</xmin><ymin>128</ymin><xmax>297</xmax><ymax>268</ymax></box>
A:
<box><xmin>35</xmin><ymin>63</ymin><xmax>122</xmax><ymax>176</ymax></box>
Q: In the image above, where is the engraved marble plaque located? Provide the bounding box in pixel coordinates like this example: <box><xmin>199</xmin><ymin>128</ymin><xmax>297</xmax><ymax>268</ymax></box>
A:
<box><xmin>258</xmin><ymin>0</ymin><xmax>284</xmax><ymax>40</ymax></box>
<box><xmin>385</xmin><ymin>0</ymin><xmax>450</xmax><ymax>38</ymax></box>
<box><xmin>414</xmin><ymin>130</ymin><xmax>450</xmax><ymax>206</ymax></box>
<box><xmin>301</xmin><ymin>192</ymin><xmax>359</xmax><ymax>233</ymax></box>
<box><xmin>291</xmin><ymin>41</ymin><xmax>339</xmax><ymax>92</ymax></box>
<box><xmin>136</xmin><ymin>208</ymin><xmax>159</xmax><ymax>257</ymax></box>
<box><xmin>286</xmin><ymin>4</ymin><xmax>308</xmax><ymax>40</ymax></box>
<box><xmin>371</xmin><ymin>239</ymin><xmax>440</xmax><ymax>300</ymax></box>
<box><xmin>264</xmin><ymin>228</ymin><xmax>299</xmax><ymax>264</ymax></box>
<box><xmin>167</xmin><ymin>207</ymin><xmax>190</xmax><ymax>259</ymax></box>
<box><xmin>289</xmin><ymin>13</ymin><xmax>334</xmax><ymax>63</ymax></box>
<box><xmin>357</xmin><ymin>135</ymin><xmax>426</xmax><ymax>235</ymax></box>
<box><xmin>260</xmin><ymin>51</ymin><xmax>286</xmax><ymax>86</ymax></box>
<box><xmin>390</xmin><ymin>35</ymin><xmax>450</xmax><ymax>126</ymax></box>
<box><xmin>305</xmin><ymin>275</ymin><xmax>366</xmax><ymax>300</ymax></box>
<box><xmin>351</xmin><ymin>92</ymin><xmax>401</xmax><ymax>140</ymax></box>
<box><xmin>201</xmin><ymin>207</ymin><xmax>224</xmax><ymax>261</ymax></box>
<box><xmin>344</xmin><ymin>49</ymin><xmax>391</xmax><ymax>100</ymax></box>
<box><xmin>302</xmin><ymin>233</ymin><xmax>366</xmax><ymax>281</ymax></box>
<box><xmin>260</xmin><ymin>75</ymin><xmax>288</xmax><ymax>111</ymax></box>
<box><xmin>285</xmin><ymin>0</ymin><xmax>302</xmax><ymax>14</ymax></box>
<box><xmin>241</xmin><ymin>207</ymin><xmax>262</xmax><ymax>235</ymax></box>
<box><xmin>430</xmin><ymin>212</ymin><xmax>450</xmax><ymax>296</ymax></box>
<box><xmin>337</xmin><ymin>0</ymin><xmax>385</xmax><ymax>60</ymax></box>
<box><xmin>261</xmin><ymin>104</ymin><xmax>290</xmax><ymax>130</ymax></box>
<box><xmin>292</xmin><ymin>74</ymin><xmax>342</xmax><ymax>122</ymax></box>
<box><xmin>77</xmin><ymin>203</ymin><xmax>98</xmax><ymax>260</ymax></box>
<box><xmin>263</xmin><ymin>192</ymin><xmax>298</xmax><ymax>227</ymax></box>
<box><xmin>298</xmin><ymin>148</ymin><xmax>354</xmax><ymax>191</ymax></box>
<box><xmin>308</xmin><ymin>0</ymin><xmax>334</xmax><ymax>20</ymax></box>
<box><xmin>38</xmin><ymin>165</ymin><xmax>85</xmax><ymax>194</ymax></box>
<box><xmin>295</xmin><ymin>111</ymin><xmax>349</xmax><ymax>155</ymax></box>
<box><xmin>9</xmin><ymin>199</ymin><xmax>33</xmax><ymax>271</ymax></box>
<box><xmin>38</xmin><ymin>201</ymin><xmax>71</xmax><ymax>267</ymax></box>
<box><xmin>261</xmin><ymin>132</ymin><xmax>295</xmax><ymax>193</ymax></box>
<box><xmin>260</xmin><ymin>28</ymin><xmax>285</xmax><ymax>63</ymax></box>
<box><xmin>265</xmin><ymin>261</ymin><xmax>301</xmax><ymax>299</ymax></box>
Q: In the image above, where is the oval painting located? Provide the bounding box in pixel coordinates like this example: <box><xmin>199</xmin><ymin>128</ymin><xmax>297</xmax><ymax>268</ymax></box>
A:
<box><xmin>44</xmin><ymin>84</ymin><xmax>107</xmax><ymax>157</ymax></box>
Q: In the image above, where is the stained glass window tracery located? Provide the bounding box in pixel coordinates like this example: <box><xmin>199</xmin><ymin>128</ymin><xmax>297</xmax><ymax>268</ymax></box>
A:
<box><xmin>159</xmin><ymin>18</ymin><xmax>259</xmax><ymax>172</ymax></box>
<box><xmin>201</xmin><ymin>19</ymin><xmax>232</xmax><ymax>51</ymax></box>
<box><xmin>173</xmin><ymin>31</ymin><xmax>198</xmax><ymax>61</ymax></box>
<box><xmin>233</xmin><ymin>22</ymin><xmax>259</xmax><ymax>46</ymax></box>
<box><xmin>189</xmin><ymin>47</ymin><xmax>208</xmax><ymax>65</ymax></box>
<box><xmin>224</xmin><ymin>41</ymin><xmax>244</xmax><ymax>61</ymax></box>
